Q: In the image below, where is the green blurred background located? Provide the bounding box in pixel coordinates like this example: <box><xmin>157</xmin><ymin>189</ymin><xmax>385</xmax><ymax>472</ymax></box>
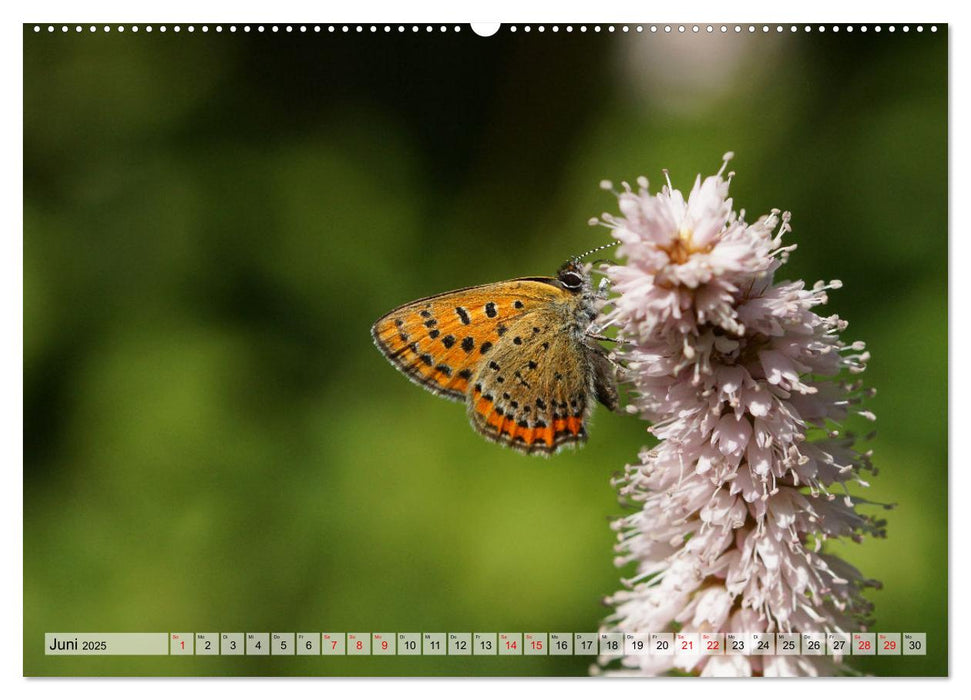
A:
<box><xmin>23</xmin><ymin>24</ymin><xmax>947</xmax><ymax>676</ymax></box>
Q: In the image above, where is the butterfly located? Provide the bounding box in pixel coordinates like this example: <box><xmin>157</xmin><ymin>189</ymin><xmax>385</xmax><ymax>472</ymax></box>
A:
<box><xmin>371</xmin><ymin>259</ymin><xmax>619</xmax><ymax>455</ymax></box>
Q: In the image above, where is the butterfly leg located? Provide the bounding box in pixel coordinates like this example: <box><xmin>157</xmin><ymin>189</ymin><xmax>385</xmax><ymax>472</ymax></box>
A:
<box><xmin>590</xmin><ymin>275</ymin><xmax>613</xmax><ymax>302</ymax></box>
<box><xmin>587</xmin><ymin>339</ymin><xmax>635</xmax><ymax>394</ymax></box>
<box><xmin>585</xmin><ymin>331</ymin><xmax>634</xmax><ymax>346</ymax></box>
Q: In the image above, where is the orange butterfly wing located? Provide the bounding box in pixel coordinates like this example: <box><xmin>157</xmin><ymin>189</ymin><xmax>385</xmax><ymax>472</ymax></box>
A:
<box><xmin>466</xmin><ymin>304</ymin><xmax>596</xmax><ymax>454</ymax></box>
<box><xmin>373</xmin><ymin>269</ymin><xmax>617</xmax><ymax>456</ymax></box>
<box><xmin>370</xmin><ymin>278</ymin><xmax>571</xmax><ymax>402</ymax></box>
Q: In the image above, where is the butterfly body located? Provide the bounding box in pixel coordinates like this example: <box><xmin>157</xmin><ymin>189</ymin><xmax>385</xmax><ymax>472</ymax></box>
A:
<box><xmin>371</xmin><ymin>261</ymin><xmax>618</xmax><ymax>455</ymax></box>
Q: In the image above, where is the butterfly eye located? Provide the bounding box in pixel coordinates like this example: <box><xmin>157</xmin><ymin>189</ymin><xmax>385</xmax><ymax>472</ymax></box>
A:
<box><xmin>559</xmin><ymin>270</ymin><xmax>584</xmax><ymax>290</ymax></box>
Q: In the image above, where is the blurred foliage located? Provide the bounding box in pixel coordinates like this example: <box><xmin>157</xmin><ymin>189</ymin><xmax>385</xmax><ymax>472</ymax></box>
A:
<box><xmin>24</xmin><ymin>25</ymin><xmax>946</xmax><ymax>676</ymax></box>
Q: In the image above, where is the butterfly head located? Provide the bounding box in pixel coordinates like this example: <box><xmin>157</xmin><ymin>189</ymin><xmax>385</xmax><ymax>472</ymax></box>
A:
<box><xmin>558</xmin><ymin>257</ymin><xmax>614</xmax><ymax>306</ymax></box>
<box><xmin>556</xmin><ymin>259</ymin><xmax>588</xmax><ymax>292</ymax></box>
<box><xmin>561</xmin><ymin>240</ymin><xmax>619</xmax><ymax>296</ymax></box>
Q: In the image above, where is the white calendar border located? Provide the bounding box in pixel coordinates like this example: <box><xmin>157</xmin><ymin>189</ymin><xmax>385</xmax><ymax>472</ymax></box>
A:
<box><xmin>6</xmin><ymin>0</ymin><xmax>965</xmax><ymax>699</ymax></box>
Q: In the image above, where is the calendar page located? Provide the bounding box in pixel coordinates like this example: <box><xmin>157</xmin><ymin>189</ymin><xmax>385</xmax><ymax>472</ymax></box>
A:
<box><xmin>22</xmin><ymin>16</ymin><xmax>948</xmax><ymax>680</ymax></box>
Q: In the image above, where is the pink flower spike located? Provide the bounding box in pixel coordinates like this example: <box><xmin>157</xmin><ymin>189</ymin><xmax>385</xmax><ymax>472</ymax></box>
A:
<box><xmin>596</xmin><ymin>156</ymin><xmax>880</xmax><ymax>677</ymax></box>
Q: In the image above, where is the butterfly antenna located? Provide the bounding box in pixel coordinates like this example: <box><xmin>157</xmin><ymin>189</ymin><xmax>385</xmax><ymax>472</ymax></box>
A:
<box><xmin>574</xmin><ymin>240</ymin><xmax>620</xmax><ymax>261</ymax></box>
